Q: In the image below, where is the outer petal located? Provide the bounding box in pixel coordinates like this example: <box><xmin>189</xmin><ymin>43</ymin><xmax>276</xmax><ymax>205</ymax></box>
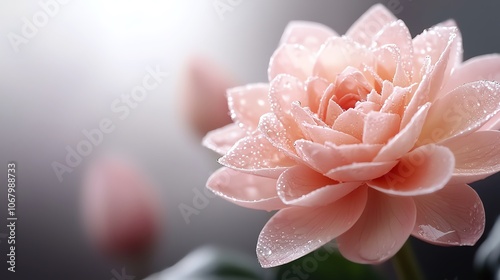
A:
<box><xmin>219</xmin><ymin>133</ymin><xmax>295</xmax><ymax>178</ymax></box>
<box><xmin>268</xmin><ymin>44</ymin><xmax>315</xmax><ymax>82</ymax></box>
<box><xmin>337</xmin><ymin>189</ymin><xmax>416</xmax><ymax>264</ymax></box>
<box><xmin>417</xmin><ymin>81</ymin><xmax>500</xmax><ymax>145</ymax></box>
<box><xmin>277</xmin><ymin>165</ymin><xmax>361</xmax><ymax>207</ymax></box>
<box><xmin>206</xmin><ymin>167</ymin><xmax>285</xmax><ymax>211</ymax></box>
<box><xmin>346</xmin><ymin>4</ymin><xmax>397</xmax><ymax>47</ymax></box>
<box><xmin>258</xmin><ymin>113</ymin><xmax>299</xmax><ymax>159</ymax></box>
<box><xmin>368</xmin><ymin>144</ymin><xmax>455</xmax><ymax>196</ymax></box>
<box><xmin>441</xmin><ymin>130</ymin><xmax>500</xmax><ymax>184</ymax></box>
<box><xmin>412</xmin><ymin>184</ymin><xmax>485</xmax><ymax>246</ymax></box>
<box><xmin>203</xmin><ymin>123</ymin><xmax>247</xmax><ymax>155</ymax></box>
<box><xmin>257</xmin><ymin>187</ymin><xmax>368</xmax><ymax>268</ymax></box>
<box><xmin>280</xmin><ymin>21</ymin><xmax>338</xmax><ymax>52</ymax></box>
<box><xmin>268</xmin><ymin>74</ymin><xmax>308</xmax><ymax>134</ymax></box>
<box><xmin>443</xmin><ymin>54</ymin><xmax>500</xmax><ymax>93</ymax></box>
<box><xmin>227</xmin><ymin>84</ymin><xmax>270</xmax><ymax>131</ymax></box>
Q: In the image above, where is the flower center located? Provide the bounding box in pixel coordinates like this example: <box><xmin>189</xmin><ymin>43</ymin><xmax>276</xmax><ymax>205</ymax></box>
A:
<box><xmin>334</xmin><ymin>92</ymin><xmax>363</xmax><ymax>110</ymax></box>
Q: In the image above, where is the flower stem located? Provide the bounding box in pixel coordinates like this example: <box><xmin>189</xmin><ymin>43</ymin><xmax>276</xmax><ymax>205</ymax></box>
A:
<box><xmin>392</xmin><ymin>240</ymin><xmax>425</xmax><ymax>280</ymax></box>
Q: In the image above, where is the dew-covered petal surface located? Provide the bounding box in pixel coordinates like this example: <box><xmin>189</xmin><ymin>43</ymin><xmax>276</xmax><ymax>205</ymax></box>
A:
<box><xmin>374</xmin><ymin>103</ymin><xmax>430</xmax><ymax>162</ymax></box>
<box><xmin>368</xmin><ymin>144</ymin><xmax>455</xmax><ymax>196</ymax></box>
<box><xmin>219</xmin><ymin>133</ymin><xmax>296</xmax><ymax>178</ymax></box>
<box><xmin>443</xmin><ymin>54</ymin><xmax>500</xmax><ymax>93</ymax></box>
<box><xmin>257</xmin><ymin>187</ymin><xmax>368</xmax><ymax>268</ymax></box>
<box><xmin>442</xmin><ymin>130</ymin><xmax>500</xmax><ymax>184</ymax></box>
<box><xmin>280</xmin><ymin>21</ymin><xmax>338</xmax><ymax>52</ymax></box>
<box><xmin>227</xmin><ymin>84</ymin><xmax>270</xmax><ymax>131</ymax></box>
<box><xmin>412</xmin><ymin>26</ymin><xmax>462</xmax><ymax>85</ymax></box>
<box><xmin>277</xmin><ymin>164</ymin><xmax>362</xmax><ymax>206</ymax></box>
<box><xmin>412</xmin><ymin>184</ymin><xmax>485</xmax><ymax>246</ymax></box>
<box><xmin>258</xmin><ymin>113</ymin><xmax>299</xmax><ymax>159</ymax></box>
<box><xmin>481</xmin><ymin>112</ymin><xmax>500</xmax><ymax>131</ymax></box>
<box><xmin>202</xmin><ymin>123</ymin><xmax>247</xmax><ymax>155</ymax></box>
<box><xmin>337</xmin><ymin>189</ymin><xmax>416</xmax><ymax>264</ymax></box>
<box><xmin>374</xmin><ymin>20</ymin><xmax>413</xmax><ymax>79</ymax></box>
<box><xmin>346</xmin><ymin>4</ymin><xmax>397</xmax><ymax>47</ymax></box>
<box><xmin>207</xmin><ymin>167</ymin><xmax>285</xmax><ymax>211</ymax></box>
<box><xmin>268</xmin><ymin>74</ymin><xmax>308</xmax><ymax>131</ymax></box>
<box><xmin>417</xmin><ymin>81</ymin><xmax>500</xmax><ymax>144</ymax></box>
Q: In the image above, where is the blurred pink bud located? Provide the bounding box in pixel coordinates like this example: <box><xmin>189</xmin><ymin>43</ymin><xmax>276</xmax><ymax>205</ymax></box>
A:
<box><xmin>81</xmin><ymin>156</ymin><xmax>162</xmax><ymax>258</ymax></box>
<box><xmin>180</xmin><ymin>55</ymin><xmax>237</xmax><ymax>136</ymax></box>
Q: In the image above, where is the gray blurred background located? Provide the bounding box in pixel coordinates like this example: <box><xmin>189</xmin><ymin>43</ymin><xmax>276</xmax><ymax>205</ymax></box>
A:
<box><xmin>0</xmin><ymin>0</ymin><xmax>499</xmax><ymax>279</ymax></box>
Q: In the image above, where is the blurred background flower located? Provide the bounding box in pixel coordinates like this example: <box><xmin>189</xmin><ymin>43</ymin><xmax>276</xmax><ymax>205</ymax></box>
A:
<box><xmin>82</xmin><ymin>155</ymin><xmax>162</xmax><ymax>278</ymax></box>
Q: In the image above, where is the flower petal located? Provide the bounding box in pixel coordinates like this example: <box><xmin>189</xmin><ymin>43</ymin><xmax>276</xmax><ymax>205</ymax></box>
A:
<box><xmin>374</xmin><ymin>20</ymin><xmax>414</xmax><ymax>81</ymax></box>
<box><xmin>326</xmin><ymin>161</ymin><xmax>398</xmax><ymax>182</ymax></box>
<box><xmin>362</xmin><ymin>111</ymin><xmax>400</xmax><ymax>144</ymax></box>
<box><xmin>443</xmin><ymin>54</ymin><xmax>500</xmax><ymax>94</ymax></box>
<box><xmin>203</xmin><ymin>123</ymin><xmax>247</xmax><ymax>155</ymax></box>
<box><xmin>373</xmin><ymin>44</ymin><xmax>411</xmax><ymax>87</ymax></box>
<box><xmin>257</xmin><ymin>187</ymin><xmax>368</xmax><ymax>267</ymax></box>
<box><xmin>268</xmin><ymin>44</ymin><xmax>315</xmax><ymax>82</ymax></box>
<box><xmin>280</xmin><ymin>21</ymin><xmax>338</xmax><ymax>52</ymax></box>
<box><xmin>277</xmin><ymin>165</ymin><xmax>361</xmax><ymax>207</ymax></box>
<box><xmin>219</xmin><ymin>133</ymin><xmax>296</xmax><ymax>178</ymax></box>
<box><xmin>332</xmin><ymin>109</ymin><xmax>366</xmax><ymax>140</ymax></box>
<box><xmin>258</xmin><ymin>113</ymin><xmax>299</xmax><ymax>159</ymax></box>
<box><xmin>380</xmin><ymin>85</ymin><xmax>412</xmax><ymax>117</ymax></box>
<box><xmin>313</xmin><ymin>37</ymin><xmax>374</xmax><ymax>83</ymax></box>
<box><xmin>268</xmin><ymin>74</ymin><xmax>308</xmax><ymax>130</ymax></box>
<box><xmin>207</xmin><ymin>167</ymin><xmax>285</xmax><ymax>211</ymax></box>
<box><xmin>417</xmin><ymin>81</ymin><xmax>500</xmax><ymax>144</ymax></box>
<box><xmin>295</xmin><ymin>140</ymin><xmax>382</xmax><ymax>174</ymax></box>
<box><xmin>305</xmin><ymin>76</ymin><xmax>330</xmax><ymax>113</ymax></box>
<box><xmin>368</xmin><ymin>144</ymin><xmax>455</xmax><ymax>196</ymax></box>
<box><xmin>481</xmin><ymin>112</ymin><xmax>500</xmax><ymax>131</ymax></box>
<box><xmin>442</xmin><ymin>130</ymin><xmax>500</xmax><ymax>184</ymax></box>
<box><xmin>227</xmin><ymin>84</ymin><xmax>270</xmax><ymax>131</ymax></box>
<box><xmin>412</xmin><ymin>184</ymin><xmax>485</xmax><ymax>246</ymax></box>
<box><xmin>301</xmin><ymin>123</ymin><xmax>360</xmax><ymax>145</ymax></box>
<box><xmin>346</xmin><ymin>4</ymin><xmax>397</xmax><ymax>47</ymax></box>
<box><xmin>412</xmin><ymin>26</ymin><xmax>462</xmax><ymax>86</ymax></box>
<box><xmin>337</xmin><ymin>189</ymin><xmax>416</xmax><ymax>264</ymax></box>
<box><xmin>374</xmin><ymin>103</ymin><xmax>430</xmax><ymax>162</ymax></box>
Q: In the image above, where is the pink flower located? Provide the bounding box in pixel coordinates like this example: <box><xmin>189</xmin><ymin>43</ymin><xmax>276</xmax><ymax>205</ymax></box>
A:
<box><xmin>81</xmin><ymin>156</ymin><xmax>162</xmax><ymax>258</ymax></box>
<box><xmin>180</xmin><ymin>55</ymin><xmax>237</xmax><ymax>136</ymax></box>
<box><xmin>203</xmin><ymin>4</ymin><xmax>500</xmax><ymax>267</ymax></box>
